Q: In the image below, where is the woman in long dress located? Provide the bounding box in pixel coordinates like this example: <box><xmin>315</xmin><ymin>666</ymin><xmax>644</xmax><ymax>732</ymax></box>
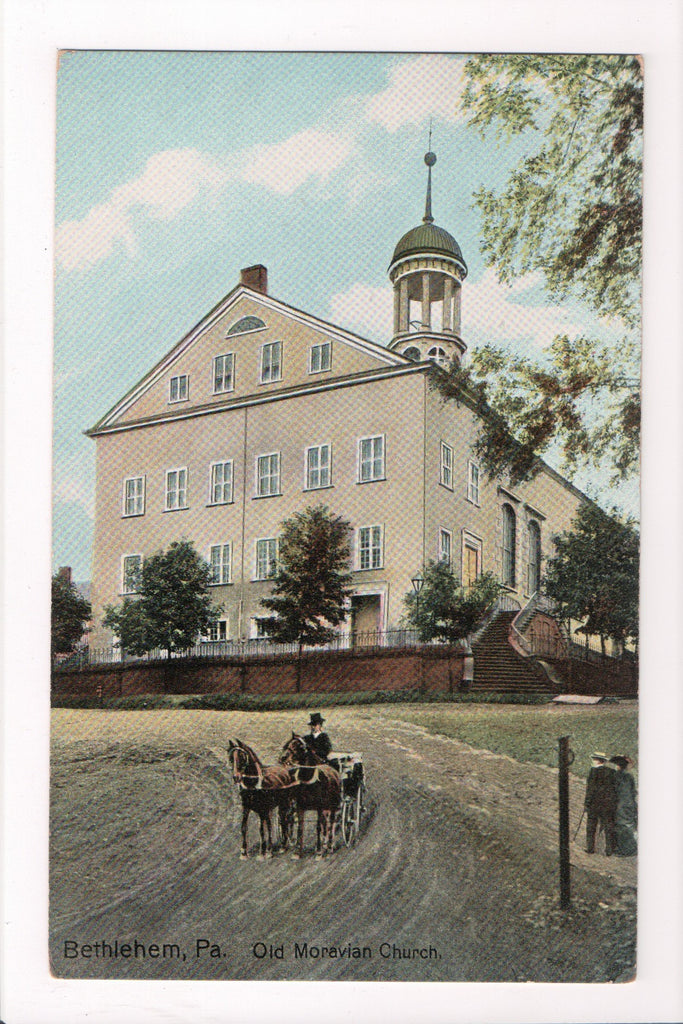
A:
<box><xmin>610</xmin><ymin>755</ymin><xmax>638</xmax><ymax>856</ymax></box>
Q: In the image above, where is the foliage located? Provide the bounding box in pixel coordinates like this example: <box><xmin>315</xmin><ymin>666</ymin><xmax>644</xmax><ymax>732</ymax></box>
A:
<box><xmin>260</xmin><ymin>506</ymin><xmax>353</xmax><ymax>646</ymax></box>
<box><xmin>51</xmin><ymin>572</ymin><xmax>91</xmax><ymax>655</ymax></box>
<box><xmin>543</xmin><ymin>503</ymin><xmax>639</xmax><ymax>648</ymax></box>
<box><xmin>404</xmin><ymin>560</ymin><xmax>502</xmax><ymax>643</ymax></box>
<box><xmin>438</xmin><ymin>54</ymin><xmax>642</xmax><ymax>483</ymax></box>
<box><xmin>388</xmin><ymin>704</ymin><xmax>638</xmax><ymax>780</ymax></box>
<box><xmin>103</xmin><ymin>540</ymin><xmax>221</xmax><ymax>657</ymax></box>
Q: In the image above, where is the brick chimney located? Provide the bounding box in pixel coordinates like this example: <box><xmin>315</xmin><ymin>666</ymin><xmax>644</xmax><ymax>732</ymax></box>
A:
<box><xmin>58</xmin><ymin>566</ymin><xmax>72</xmax><ymax>585</ymax></box>
<box><xmin>240</xmin><ymin>264</ymin><xmax>268</xmax><ymax>295</ymax></box>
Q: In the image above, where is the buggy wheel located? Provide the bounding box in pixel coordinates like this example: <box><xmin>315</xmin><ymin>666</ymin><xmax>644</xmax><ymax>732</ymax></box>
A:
<box><xmin>355</xmin><ymin>782</ymin><xmax>365</xmax><ymax>836</ymax></box>
<box><xmin>340</xmin><ymin>796</ymin><xmax>356</xmax><ymax>847</ymax></box>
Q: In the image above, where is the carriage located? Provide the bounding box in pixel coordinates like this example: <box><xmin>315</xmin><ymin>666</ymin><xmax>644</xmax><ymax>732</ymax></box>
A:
<box><xmin>229</xmin><ymin>736</ymin><xmax>367</xmax><ymax>858</ymax></box>
<box><xmin>330</xmin><ymin>751</ymin><xmax>366</xmax><ymax>848</ymax></box>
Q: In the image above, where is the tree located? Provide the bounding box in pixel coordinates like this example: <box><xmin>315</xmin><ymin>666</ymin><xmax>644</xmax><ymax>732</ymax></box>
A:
<box><xmin>543</xmin><ymin>503</ymin><xmax>639</xmax><ymax>654</ymax></box>
<box><xmin>259</xmin><ymin>506</ymin><xmax>353</xmax><ymax>688</ymax></box>
<box><xmin>436</xmin><ymin>54</ymin><xmax>641</xmax><ymax>483</ymax></box>
<box><xmin>403</xmin><ymin>560</ymin><xmax>502</xmax><ymax>644</ymax></box>
<box><xmin>103</xmin><ymin>540</ymin><xmax>221</xmax><ymax>657</ymax></box>
<box><xmin>51</xmin><ymin>570</ymin><xmax>91</xmax><ymax>656</ymax></box>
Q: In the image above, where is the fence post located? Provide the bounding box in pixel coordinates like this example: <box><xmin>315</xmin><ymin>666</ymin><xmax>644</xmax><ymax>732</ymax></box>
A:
<box><xmin>558</xmin><ymin>735</ymin><xmax>573</xmax><ymax>910</ymax></box>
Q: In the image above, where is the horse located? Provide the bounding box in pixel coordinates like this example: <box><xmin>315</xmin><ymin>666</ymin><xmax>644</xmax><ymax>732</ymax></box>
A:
<box><xmin>227</xmin><ymin>739</ymin><xmax>294</xmax><ymax>859</ymax></box>
<box><xmin>279</xmin><ymin>732</ymin><xmax>341</xmax><ymax>859</ymax></box>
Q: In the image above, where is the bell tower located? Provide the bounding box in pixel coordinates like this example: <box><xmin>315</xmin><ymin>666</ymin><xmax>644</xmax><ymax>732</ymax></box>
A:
<box><xmin>388</xmin><ymin>150</ymin><xmax>467</xmax><ymax>366</ymax></box>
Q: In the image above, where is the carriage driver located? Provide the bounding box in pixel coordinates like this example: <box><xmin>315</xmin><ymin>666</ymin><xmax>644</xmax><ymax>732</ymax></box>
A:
<box><xmin>303</xmin><ymin>713</ymin><xmax>332</xmax><ymax>761</ymax></box>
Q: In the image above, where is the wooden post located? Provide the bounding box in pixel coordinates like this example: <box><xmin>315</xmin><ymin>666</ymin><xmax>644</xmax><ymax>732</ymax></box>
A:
<box><xmin>558</xmin><ymin>735</ymin><xmax>572</xmax><ymax>909</ymax></box>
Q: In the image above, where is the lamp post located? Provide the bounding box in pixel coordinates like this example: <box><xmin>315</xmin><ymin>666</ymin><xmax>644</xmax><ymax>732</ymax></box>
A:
<box><xmin>411</xmin><ymin>570</ymin><xmax>425</xmax><ymax>692</ymax></box>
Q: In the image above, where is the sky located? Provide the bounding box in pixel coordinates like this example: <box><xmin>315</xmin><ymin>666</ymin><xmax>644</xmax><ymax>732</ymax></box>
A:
<box><xmin>53</xmin><ymin>51</ymin><xmax>640</xmax><ymax>581</ymax></box>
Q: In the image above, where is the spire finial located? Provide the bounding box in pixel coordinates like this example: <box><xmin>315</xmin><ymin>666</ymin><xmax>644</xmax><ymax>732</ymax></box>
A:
<box><xmin>424</xmin><ymin>124</ymin><xmax>436</xmax><ymax>224</ymax></box>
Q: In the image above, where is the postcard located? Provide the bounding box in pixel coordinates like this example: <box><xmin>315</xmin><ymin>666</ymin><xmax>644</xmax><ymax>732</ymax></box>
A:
<box><xmin>3</xmin><ymin>5</ymin><xmax>683</xmax><ymax>1024</ymax></box>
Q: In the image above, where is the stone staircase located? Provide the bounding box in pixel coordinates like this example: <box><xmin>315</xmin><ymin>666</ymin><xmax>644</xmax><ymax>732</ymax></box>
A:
<box><xmin>471</xmin><ymin>611</ymin><xmax>558</xmax><ymax>694</ymax></box>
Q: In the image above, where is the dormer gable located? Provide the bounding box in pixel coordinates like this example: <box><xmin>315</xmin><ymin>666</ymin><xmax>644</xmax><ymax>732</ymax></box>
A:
<box><xmin>89</xmin><ymin>268</ymin><xmax>408</xmax><ymax>433</ymax></box>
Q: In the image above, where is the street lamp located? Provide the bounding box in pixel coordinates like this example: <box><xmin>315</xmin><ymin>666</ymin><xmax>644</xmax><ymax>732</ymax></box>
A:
<box><xmin>411</xmin><ymin>570</ymin><xmax>425</xmax><ymax>637</ymax></box>
<box><xmin>411</xmin><ymin>570</ymin><xmax>426</xmax><ymax>692</ymax></box>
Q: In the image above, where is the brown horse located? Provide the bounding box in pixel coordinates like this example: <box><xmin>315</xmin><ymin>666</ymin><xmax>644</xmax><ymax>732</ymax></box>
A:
<box><xmin>279</xmin><ymin>732</ymin><xmax>341</xmax><ymax>859</ymax></box>
<box><xmin>227</xmin><ymin>739</ymin><xmax>294</xmax><ymax>859</ymax></box>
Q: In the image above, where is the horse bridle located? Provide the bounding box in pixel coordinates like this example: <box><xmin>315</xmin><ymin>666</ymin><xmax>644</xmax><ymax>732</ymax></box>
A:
<box><xmin>230</xmin><ymin>744</ymin><xmax>264</xmax><ymax>790</ymax></box>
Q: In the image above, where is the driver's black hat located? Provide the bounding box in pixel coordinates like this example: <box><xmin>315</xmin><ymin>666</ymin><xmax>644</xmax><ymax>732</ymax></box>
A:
<box><xmin>309</xmin><ymin>712</ymin><xmax>325</xmax><ymax>727</ymax></box>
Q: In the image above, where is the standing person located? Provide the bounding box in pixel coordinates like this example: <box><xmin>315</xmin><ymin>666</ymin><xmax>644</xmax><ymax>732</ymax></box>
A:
<box><xmin>610</xmin><ymin>755</ymin><xmax>638</xmax><ymax>856</ymax></box>
<box><xmin>584</xmin><ymin>752</ymin><xmax>618</xmax><ymax>855</ymax></box>
<box><xmin>303</xmin><ymin>712</ymin><xmax>332</xmax><ymax>761</ymax></box>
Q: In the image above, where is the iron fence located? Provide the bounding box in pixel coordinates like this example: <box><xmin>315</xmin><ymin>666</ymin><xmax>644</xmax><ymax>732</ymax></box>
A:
<box><xmin>54</xmin><ymin>628</ymin><xmax>456</xmax><ymax>670</ymax></box>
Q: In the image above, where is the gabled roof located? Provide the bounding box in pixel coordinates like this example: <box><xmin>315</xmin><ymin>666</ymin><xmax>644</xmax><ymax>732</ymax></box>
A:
<box><xmin>88</xmin><ymin>283</ymin><xmax>408</xmax><ymax>434</ymax></box>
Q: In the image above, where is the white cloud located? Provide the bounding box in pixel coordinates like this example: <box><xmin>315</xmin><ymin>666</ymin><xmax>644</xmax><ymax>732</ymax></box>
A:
<box><xmin>237</xmin><ymin>129</ymin><xmax>355</xmax><ymax>195</ymax></box>
<box><xmin>328</xmin><ymin>282</ymin><xmax>393</xmax><ymax>343</ymax></box>
<box><xmin>463</xmin><ymin>268</ymin><xmax>580</xmax><ymax>349</ymax></box>
<box><xmin>365</xmin><ymin>55</ymin><xmax>468</xmax><ymax>132</ymax></box>
<box><xmin>57</xmin><ymin>130</ymin><xmax>357</xmax><ymax>272</ymax></box>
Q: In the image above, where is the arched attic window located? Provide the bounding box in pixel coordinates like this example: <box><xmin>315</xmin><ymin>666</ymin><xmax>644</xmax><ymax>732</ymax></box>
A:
<box><xmin>502</xmin><ymin>503</ymin><xmax>517</xmax><ymax>588</ymax></box>
<box><xmin>527</xmin><ymin>520</ymin><xmax>541</xmax><ymax>595</ymax></box>
<box><xmin>403</xmin><ymin>346</ymin><xmax>421</xmax><ymax>361</ymax></box>
<box><xmin>427</xmin><ymin>345</ymin><xmax>447</xmax><ymax>367</ymax></box>
<box><xmin>227</xmin><ymin>315</ymin><xmax>266</xmax><ymax>336</ymax></box>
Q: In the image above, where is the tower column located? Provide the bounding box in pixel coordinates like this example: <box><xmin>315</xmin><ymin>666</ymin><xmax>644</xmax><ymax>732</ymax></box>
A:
<box><xmin>443</xmin><ymin>276</ymin><xmax>454</xmax><ymax>332</ymax></box>
<box><xmin>399</xmin><ymin>276</ymin><xmax>409</xmax><ymax>333</ymax></box>
<box><xmin>453</xmin><ymin>283</ymin><xmax>462</xmax><ymax>335</ymax></box>
<box><xmin>421</xmin><ymin>272</ymin><xmax>431</xmax><ymax>329</ymax></box>
<box><xmin>393</xmin><ymin>283</ymin><xmax>400</xmax><ymax>335</ymax></box>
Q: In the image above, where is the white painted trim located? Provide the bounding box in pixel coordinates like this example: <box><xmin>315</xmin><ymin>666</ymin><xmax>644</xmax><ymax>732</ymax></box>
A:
<box><xmin>259</xmin><ymin>339</ymin><xmax>283</xmax><ymax>385</ymax></box>
<box><xmin>120</xmin><ymin>552</ymin><xmax>143</xmax><ymax>595</ymax></box>
<box><xmin>303</xmin><ymin>443</ymin><xmax>332</xmax><ymax>491</ymax></box>
<box><xmin>212</xmin><ymin>352</ymin><xmax>236</xmax><ymax>395</ymax></box>
<box><xmin>253</xmin><ymin>536</ymin><xmax>279</xmax><ymax>581</ymax></box>
<box><xmin>357</xmin><ymin>433</ymin><xmax>386</xmax><ymax>484</ymax></box>
<box><xmin>255</xmin><ymin>451</ymin><xmax>281</xmax><ymax>498</ymax></box>
<box><xmin>169</xmin><ymin>373</ymin><xmax>189</xmax><ymax>404</ymax></box>
<box><xmin>89</xmin><ymin>363</ymin><xmax>425</xmax><ymax>436</ymax></box>
<box><xmin>121</xmin><ymin>474</ymin><xmax>146</xmax><ymax>518</ymax></box>
<box><xmin>164</xmin><ymin>466</ymin><xmax>189</xmax><ymax>511</ymax></box>
<box><xmin>439</xmin><ymin>527</ymin><xmax>453</xmax><ymax>566</ymax></box>
<box><xmin>440</xmin><ymin>440</ymin><xmax>454</xmax><ymax>490</ymax></box>
<box><xmin>208</xmin><ymin>541</ymin><xmax>232</xmax><ymax>586</ymax></box>
<box><xmin>356</xmin><ymin>523</ymin><xmax>384</xmax><ymax>571</ymax></box>
<box><xmin>207</xmin><ymin>459</ymin><xmax>234</xmax><ymax>506</ymax></box>
<box><xmin>308</xmin><ymin>340</ymin><xmax>332</xmax><ymax>375</ymax></box>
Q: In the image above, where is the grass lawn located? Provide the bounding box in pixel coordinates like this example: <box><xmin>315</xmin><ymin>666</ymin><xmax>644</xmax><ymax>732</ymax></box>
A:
<box><xmin>385</xmin><ymin>702</ymin><xmax>638</xmax><ymax>780</ymax></box>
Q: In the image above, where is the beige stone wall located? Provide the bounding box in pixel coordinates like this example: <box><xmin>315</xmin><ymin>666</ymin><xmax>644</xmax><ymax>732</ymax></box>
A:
<box><xmin>110</xmin><ymin>292</ymin><xmax>399</xmax><ymax>428</ymax></box>
<box><xmin>90</xmin><ymin>370</ymin><xmax>427</xmax><ymax>647</ymax></box>
<box><xmin>423</xmin><ymin>387</ymin><xmax>586</xmax><ymax>603</ymax></box>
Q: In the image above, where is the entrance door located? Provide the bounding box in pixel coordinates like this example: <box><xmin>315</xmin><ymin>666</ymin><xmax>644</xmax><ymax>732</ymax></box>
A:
<box><xmin>464</xmin><ymin>543</ymin><xmax>480</xmax><ymax>588</ymax></box>
<box><xmin>350</xmin><ymin>594</ymin><xmax>382</xmax><ymax>645</ymax></box>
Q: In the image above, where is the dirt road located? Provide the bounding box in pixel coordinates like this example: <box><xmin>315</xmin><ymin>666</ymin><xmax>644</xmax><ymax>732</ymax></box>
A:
<box><xmin>50</xmin><ymin>707</ymin><xmax>636</xmax><ymax>982</ymax></box>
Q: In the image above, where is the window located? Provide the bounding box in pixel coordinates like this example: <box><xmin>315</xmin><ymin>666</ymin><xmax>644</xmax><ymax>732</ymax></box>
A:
<box><xmin>209</xmin><ymin>461</ymin><xmax>233</xmax><ymax>504</ymax></box>
<box><xmin>310</xmin><ymin>342</ymin><xmax>332</xmax><ymax>373</ymax></box>
<box><xmin>467</xmin><ymin>460</ymin><xmax>480</xmax><ymax>504</ymax></box>
<box><xmin>439</xmin><ymin>529</ymin><xmax>452</xmax><ymax>566</ymax></box>
<box><xmin>305</xmin><ymin>445</ymin><xmax>331</xmax><ymax>489</ymax></box>
<box><xmin>358</xmin><ymin>436</ymin><xmax>385</xmax><ymax>483</ymax></box>
<box><xmin>502</xmin><ymin>504</ymin><xmax>517</xmax><ymax>588</ymax></box>
<box><xmin>260</xmin><ymin>341</ymin><xmax>282</xmax><ymax>383</ymax></box>
<box><xmin>403</xmin><ymin>346</ymin><xmax>421</xmax><ymax>361</ymax></box>
<box><xmin>209</xmin><ymin>543</ymin><xmax>231</xmax><ymax>585</ymax></box>
<box><xmin>358</xmin><ymin>525</ymin><xmax>383</xmax><ymax>570</ymax></box>
<box><xmin>255</xmin><ymin>538</ymin><xmax>278</xmax><ymax>580</ymax></box>
<box><xmin>428</xmin><ymin>346</ymin><xmax>447</xmax><ymax>367</ymax></box>
<box><xmin>256</xmin><ymin>453</ymin><xmax>280</xmax><ymax>497</ymax></box>
<box><xmin>169</xmin><ymin>374</ymin><xmax>189</xmax><ymax>403</ymax></box>
<box><xmin>122</xmin><ymin>554</ymin><xmax>143</xmax><ymax>595</ymax></box>
<box><xmin>213</xmin><ymin>353</ymin><xmax>235</xmax><ymax>394</ymax></box>
<box><xmin>205</xmin><ymin>619</ymin><xmax>228</xmax><ymax>642</ymax></box>
<box><xmin>528</xmin><ymin>520</ymin><xmax>541</xmax><ymax>595</ymax></box>
<box><xmin>165</xmin><ymin>468</ymin><xmax>188</xmax><ymax>510</ymax></box>
<box><xmin>122</xmin><ymin>476</ymin><xmax>145</xmax><ymax>517</ymax></box>
<box><xmin>252</xmin><ymin>617</ymin><xmax>271</xmax><ymax>639</ymax></box>
<box><xmin>227</xmin><ymin>315</ymin><xmax>265</xmax><ymax>336</ymax></box>
<box><xmin>440</xmin><ymin>442</ymin><xmax>453</xmax><ymax>489</ymax></box>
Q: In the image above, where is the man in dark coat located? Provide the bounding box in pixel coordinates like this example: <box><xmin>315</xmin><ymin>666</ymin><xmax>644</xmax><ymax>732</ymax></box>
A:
<box><xmin>303</xmin><ymin>712</ymin><xmax>332</xmax><ymax>761</ymax></box>
<box><xmin>610</xmin><ymin>755</ymin><xmax>638</xmax><ymax>856</ymax></box>
<box><xmin>584</xmin><ymin>752</ymin><xmax>618</xmax><ymax>855</ymax></box>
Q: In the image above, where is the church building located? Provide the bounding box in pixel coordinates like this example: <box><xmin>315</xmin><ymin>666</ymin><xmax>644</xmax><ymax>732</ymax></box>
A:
<box><xmin>87</xmin><ymin>152</ymin><xmax>587</xmax><ymax>650</ymax></box>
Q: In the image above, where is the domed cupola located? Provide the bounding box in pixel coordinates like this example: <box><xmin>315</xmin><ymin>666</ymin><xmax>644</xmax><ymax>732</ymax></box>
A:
<box><xmin>388</xmin><ymin>150</ymin><xmax>467</xmax><ymax>366</ymax></box>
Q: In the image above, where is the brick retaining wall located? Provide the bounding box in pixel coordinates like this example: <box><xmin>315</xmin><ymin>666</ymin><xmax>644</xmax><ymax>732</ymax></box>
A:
<box><xmin>52</xmin><ymin>645</ymin><xmax>466</xmax><ymax>701</ymax></box>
